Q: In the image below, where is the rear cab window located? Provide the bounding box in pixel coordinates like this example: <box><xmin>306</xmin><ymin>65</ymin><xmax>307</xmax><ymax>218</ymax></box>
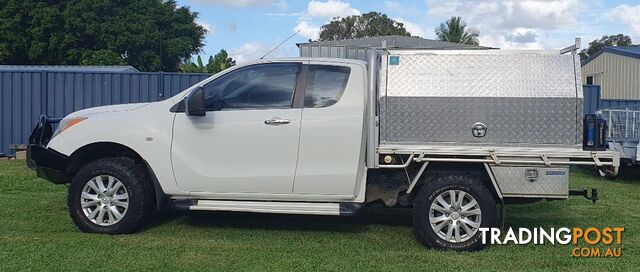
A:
<box><xmin>304</xmin><ymin>65</ymin><xmax>351</xmax><ymax>108</ymax></box>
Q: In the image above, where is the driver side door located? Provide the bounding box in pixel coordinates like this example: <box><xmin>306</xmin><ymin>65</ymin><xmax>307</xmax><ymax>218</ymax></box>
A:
<box><xmin>171</xmin><ymin>62</ymin><xmax>304</xmax><ymax>195</ymax></box>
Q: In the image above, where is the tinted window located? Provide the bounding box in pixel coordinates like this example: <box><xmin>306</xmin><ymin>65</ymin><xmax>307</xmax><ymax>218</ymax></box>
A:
<box><xmin>203</xmin><ymin>63</ymin><xmax>300</xmax><ymax>110</ymax></box>
<box><xmin>304</xmin><ymin>65</ymin><xmax>351</xmax><ymax>108</ymax></box>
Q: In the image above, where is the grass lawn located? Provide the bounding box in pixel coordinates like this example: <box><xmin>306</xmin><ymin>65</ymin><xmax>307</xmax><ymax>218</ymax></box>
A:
<box><xmin>0</xmin><ymin>159</ymin><xmax>638</xmax><ymax>271</ymax></box>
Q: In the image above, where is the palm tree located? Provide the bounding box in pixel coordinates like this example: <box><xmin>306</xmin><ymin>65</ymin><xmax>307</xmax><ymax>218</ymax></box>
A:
<box><xmin>435</xmin><ymin>16</ymin><xmax>479</xmax><ymax>46</ymax></box>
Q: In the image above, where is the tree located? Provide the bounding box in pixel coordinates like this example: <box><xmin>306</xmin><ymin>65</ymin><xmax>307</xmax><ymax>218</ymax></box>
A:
<box><xmin>180</xmin><ymin>49</ymin><xmax>236</xmax><ymax>74</ymax></box>
<box><xmin>318</xmin><ymin>12</ymin><xmax>412</xmax><ymax>41</ymax></box>
<box><xmin>0</xmin><ymin>0</ymin><xmax>206</xmax><ymax>72</ymax></box>
<box><xmin>208</xmin><ymin>49</ymin><xmax>236</xmax><ymax>73</ymax></box>
<box><xmin>579</xmin><ymin>34</ymin><xmax>636</xmax><ymax>60</ymax></box>
<box><xmin>435</xmin><ymin>16</ymin><xmax>479</xmax><ymax>46</ymax></box>
<box><xmin>80</xmin><ymin>50</ymin><xmax>128</xmax><ymax>66</ymax></box>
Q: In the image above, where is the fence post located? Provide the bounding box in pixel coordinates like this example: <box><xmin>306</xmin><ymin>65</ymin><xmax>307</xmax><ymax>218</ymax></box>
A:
<box><xmin>596</xmin><ymin>85</ymin><xmax>601</xmax><ymax>110</ymax></box>
<box><xmin>158</xmin><ymin>71</ymin><xmax>164</xmax><ymax>101</ymax></box>
<box><xmin>40</xmin><ymin>70</ymin><xmax>48</xmax><ymax>116</ymax></box>
<box><xmin>626</xmin><ymin>110</ymin><xmax>630</xmax><ymax>138</ymax></box>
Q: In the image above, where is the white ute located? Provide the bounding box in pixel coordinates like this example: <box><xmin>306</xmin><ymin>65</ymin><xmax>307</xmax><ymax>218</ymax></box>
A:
<box><xmin>27</xmin><ymin>41</ymin><xmax>619</xmax><ymax>251</ymax></box>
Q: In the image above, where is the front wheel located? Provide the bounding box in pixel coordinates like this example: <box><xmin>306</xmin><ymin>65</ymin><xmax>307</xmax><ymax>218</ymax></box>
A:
<box><xmin>413</xmin><ymin>174</ymin><xmax>498</xmax><ymax>251</ymax></box>
<box><xmin>68</xmin><ymin>157</ymin><xmax>154</xmax><ymax>234</ymax></box>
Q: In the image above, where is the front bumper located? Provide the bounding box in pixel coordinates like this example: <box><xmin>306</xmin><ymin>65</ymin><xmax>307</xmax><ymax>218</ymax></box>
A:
<box><xmin>26</xmin><ymin>115</ymin><xmax>70</xmax><ymax>184</ymax></box>
<box><xmin>26</xmin><ymin>145</ymin><xmax>71</xmax><ymax>184</ymax></box>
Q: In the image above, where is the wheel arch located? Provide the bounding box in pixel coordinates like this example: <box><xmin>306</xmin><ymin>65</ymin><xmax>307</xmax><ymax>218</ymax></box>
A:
<box><xmin>409</xmin><ymin>162</ymin><xmax>503</xmax><ymax>205</ymax></box>
<box><xmin>66</xmin><ymin>142</ymin><xmax>168</xmax><ymax>211</ymax></box>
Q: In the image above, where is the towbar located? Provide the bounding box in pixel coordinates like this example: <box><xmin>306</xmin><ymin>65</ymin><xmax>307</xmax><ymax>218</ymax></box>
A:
<box><xmin>569</xmin><ymin>188</ymin><xmax>598</xmax><ymax>203</ymax></box>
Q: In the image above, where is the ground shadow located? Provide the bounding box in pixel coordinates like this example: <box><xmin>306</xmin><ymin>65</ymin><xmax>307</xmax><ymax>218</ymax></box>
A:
<box><xmin>576</xmin><ymin>165</ymin><xmax>640</xmax><ymax>184</ymax></box>
<box><xmin>609</xmin><ymin>166</ymin><xmax>640</xmax><ymax>183</ymax></box>
<box><xmin>145</xmin><ymin>201</ymin><xmax>582</xmax><ymax>234</ymax></box>
<box><xmin>181</xmin><ymin>206</ymin><xmax>413</xmax><ymax>233</ymax></box>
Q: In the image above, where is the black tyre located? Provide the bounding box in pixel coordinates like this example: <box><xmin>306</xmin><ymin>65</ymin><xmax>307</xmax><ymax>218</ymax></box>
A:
<box><xmin>68</xmin><ymin>157</ymin><xmax>154</xmax><ymax>234</ymax></box>
<box><xmin>413</xmin><ymin>173</ymin><xmax>498</xmax><ymax>251</ymax></box>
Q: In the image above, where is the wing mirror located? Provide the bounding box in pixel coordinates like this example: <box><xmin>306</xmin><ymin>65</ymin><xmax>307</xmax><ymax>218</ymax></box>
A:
<box><xmin>185</xmin><ymin>87</ymin><xmax>206</xmax><ymax>117</ymax></box>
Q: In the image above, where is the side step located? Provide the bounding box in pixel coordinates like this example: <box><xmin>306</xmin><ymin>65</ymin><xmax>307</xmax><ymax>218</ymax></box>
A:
<box><xmin>187</xmin><ymin>200</ymin><xmax>364</xmax><ymax>216</ymax></box>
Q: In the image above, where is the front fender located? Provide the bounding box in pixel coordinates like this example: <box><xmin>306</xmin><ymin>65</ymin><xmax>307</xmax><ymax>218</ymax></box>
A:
<box><xmin>46</xmin><ymin>101</ymin><xmax>184</xmax><ymax>195</ymax></box>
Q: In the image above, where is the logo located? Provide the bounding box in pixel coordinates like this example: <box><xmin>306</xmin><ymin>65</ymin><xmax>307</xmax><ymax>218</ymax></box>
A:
<box><xmin>479</xmin><ymin>227</ymin><xmax>625</xmax><ymax>257</ymax></box>
<box><xmin>389</xmin><ymin>55</ymin><xmax>400</xmax><ymax>65</ymax></box>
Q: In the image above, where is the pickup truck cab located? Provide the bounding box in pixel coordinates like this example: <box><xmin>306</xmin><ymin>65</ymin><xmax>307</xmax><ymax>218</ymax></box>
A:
<box><xmin>27</xmin><ymin>48</ymin><xmax>618</xmax><ymax>251</ymax></box>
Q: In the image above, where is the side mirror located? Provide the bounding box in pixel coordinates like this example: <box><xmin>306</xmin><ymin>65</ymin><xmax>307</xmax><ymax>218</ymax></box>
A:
<box><xmin>185</xmin><ymin>87</ymin><xmax>206</xmax><ymax>116</ymax></box>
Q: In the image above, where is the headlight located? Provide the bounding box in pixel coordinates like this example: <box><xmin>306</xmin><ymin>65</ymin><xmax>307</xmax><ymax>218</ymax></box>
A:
<box><xmin>52</xmin><ymin>116</ymin><xmax>88</xmax><ymax>138</ymax></box>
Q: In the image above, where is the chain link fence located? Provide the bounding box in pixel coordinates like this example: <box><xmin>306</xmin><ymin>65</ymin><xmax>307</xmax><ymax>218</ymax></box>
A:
<box><xmin>599</xmin><ymin>109</ymin><xmax>640</xmax><ymax>139</ymax></box>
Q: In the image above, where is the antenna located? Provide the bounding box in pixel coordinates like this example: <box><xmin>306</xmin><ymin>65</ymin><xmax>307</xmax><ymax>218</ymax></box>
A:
<box><xmin>260</xmin><ymin>30</ymin><xmax>301</xmax><ymax>60</ymax></box>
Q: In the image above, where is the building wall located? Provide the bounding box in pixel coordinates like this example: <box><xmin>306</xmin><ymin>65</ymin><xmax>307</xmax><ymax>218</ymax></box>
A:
<box><xmin>581</xmin><ymin>52</ymin><xmax>640</xmax><ymax>99</ymax></box>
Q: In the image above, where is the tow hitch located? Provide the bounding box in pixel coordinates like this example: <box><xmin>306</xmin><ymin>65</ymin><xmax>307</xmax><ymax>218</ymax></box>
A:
<box><xmin>569</xmin><ymin>188</ymin><xmax>598</xmax><ymax>203</ymax></box>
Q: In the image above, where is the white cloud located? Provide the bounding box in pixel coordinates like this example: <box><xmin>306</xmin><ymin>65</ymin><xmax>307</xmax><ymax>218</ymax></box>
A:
<box><xmin>427</xmin><ymin>0</ymin><xmax>578</xmax><ymax>30</ymax></box>
<box><xmin>290</xmin><ymin>1</ymin><xmax>360</xmax><ymax>40</ymax></box>
<box><xmin>502</xmin><ymin>0</ymin><xmax>578</xmax><ymax>29</ymax></box>
<box><xmin>604</xmin><ymin>4</ymin><xmax>640</xmax><ymax>40</ymax></box>
<box><xmin>425</xmin><ymin>0</ymin><xmax>589</xmax><ymax>49</ymax></box>
<box><xmin>385</xmin><ymin>1</ymin><xmax>402</xmax><ymax>10</ymax></box>
<box><xmin>229</xmin><ymin>42</ymin><xmax>295</xmax><ymax>63</ymax></box>
<box><xmin>505</xmin><ymin>28</ymin><xmax>539</xmax><ymax>44</ymax></box>
<box><xmin>229</xmin><ymin>43</ymin><xmax>268</xmax><ymax>63</ymax></box>
<box><xmin>306</xmin><ymin>0</ymin><xmax>360</xmax><ymax>18</ymax></box>
<box><xmin>189</xmin><ymin>0</ymin><xmax>283</xmax><ymax>8</ymax></box>
<box><xmin>394</xmin><ymin>18</ymin><xmax>425</xmax><ymax>37</ymax></box>
<box><xmin>295</xmin><ymin>21</ymin><xmax>321</xmax><ymax>40</ymax></box>
<box><xmin>198</xmin><ymin>21</ymin><xmax>215</xmax><ymax>35</ymax></box>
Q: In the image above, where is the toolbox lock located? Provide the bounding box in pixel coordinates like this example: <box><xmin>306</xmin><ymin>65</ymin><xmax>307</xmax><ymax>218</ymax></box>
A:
<box><xmin>525</xmin><ymin>169</ymin><xmax>539</xmax><ymax>182</ymax></box>
<box><xmin>472</xmin><ymin>122</ymin><xmax>488</xmax><ymax>138</ymax></box>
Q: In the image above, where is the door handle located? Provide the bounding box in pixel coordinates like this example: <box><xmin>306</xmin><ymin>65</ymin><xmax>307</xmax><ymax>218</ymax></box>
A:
<box><xmin>264</xmin><ymin>118</ymin><xmax>291</xmax><ymax>125</ymax></box>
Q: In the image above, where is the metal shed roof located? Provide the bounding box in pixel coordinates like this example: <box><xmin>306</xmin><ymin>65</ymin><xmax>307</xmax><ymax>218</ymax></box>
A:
<box><xmin>0</xmin><ymin>65</ymin><xmax>139</xmax><ymax>73</ymax></box>
<box><xmin>297</xmin><ymin>35</ymin><xmax>492</xmax><ymax>50</ymax></box>
<box><xmin>581</xmin><ymin>46</ymin><xmax>640</xmax><ymax>66</ymax></box>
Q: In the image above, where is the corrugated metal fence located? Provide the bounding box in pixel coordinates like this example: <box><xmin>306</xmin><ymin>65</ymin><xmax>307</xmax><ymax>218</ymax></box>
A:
<box><xmin>0</xmin><ymin>70</ymin><xmax>209</xmax><ymax>156</ymax></box>
<box><xmin>3</xmin><ymin>75</ymin><xmax>639</xmax><ymax>156</ymax></box>
<box><xmin>583</xmin><ymin>85</ymin><xmax>640</xmax><ymax>114</ymax></box>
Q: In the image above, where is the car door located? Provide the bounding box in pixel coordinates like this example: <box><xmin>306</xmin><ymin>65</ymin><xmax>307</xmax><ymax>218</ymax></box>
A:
<box><xmin>171</xmin><ymin>62</ymin><xmax>304</xmax><ymax>194</ymax></box>
<box><xmin>292</xmin><ymin>62</ymin><xmax>367</xmax><ymax>197</ymax></box>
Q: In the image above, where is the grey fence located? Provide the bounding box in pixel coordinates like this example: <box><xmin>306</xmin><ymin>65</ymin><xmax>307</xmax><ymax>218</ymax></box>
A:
<box><xmin>0</xmin><ymin>70</ymin><xmax>209</xmax><ymax>156</ymax></box>
<box><xmin>583</xmin><ymin>85</ymin><xmax>640</xmax><ymax>114</ymax></box>
<box><xmin>3</xmin><ymin>76</ymin><xmax>639</xmax><ymax>156</ymax></box>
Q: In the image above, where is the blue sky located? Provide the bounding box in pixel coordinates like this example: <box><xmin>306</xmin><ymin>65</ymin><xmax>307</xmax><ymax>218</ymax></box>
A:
<box><xmin>176</xmin><ymin>0</ymin><xmax>640</xmax><ymax>62</ymax></box>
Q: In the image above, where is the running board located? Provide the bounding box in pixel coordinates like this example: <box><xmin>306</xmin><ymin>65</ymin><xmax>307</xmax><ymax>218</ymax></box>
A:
<box><xmin>188</xmin><ymin>200</ymin><xmax>363</xmax><ymax>216</ymax></box>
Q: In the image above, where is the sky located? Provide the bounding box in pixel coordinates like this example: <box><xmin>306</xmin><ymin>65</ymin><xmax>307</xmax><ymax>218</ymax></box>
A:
<box><xmin>176</xmin><ymin>0</ymin><xmax>640</xmax><ymax>63</ymax></box>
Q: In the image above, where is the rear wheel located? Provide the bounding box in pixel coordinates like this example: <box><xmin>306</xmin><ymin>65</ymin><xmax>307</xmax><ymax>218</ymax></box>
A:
<box><xmin>68</xmin><ymin>157</ymin><xmax>154</xmax><ymax>234</ymax></box>
<box><xmin>598</xmin><ymin>166</ymin><xmax>619</xmax><ymax>180</ymax></box>
<box><xmin>413</xmin><ymin>173</ymin><xmax>497</xmax><ymax>251</ymax></box>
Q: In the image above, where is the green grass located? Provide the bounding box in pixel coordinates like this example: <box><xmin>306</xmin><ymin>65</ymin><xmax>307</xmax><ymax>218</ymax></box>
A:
<box><xmin>0</xmin><ymin>160</ymin><xmax>638</xmax><ymax>271</ymax></box>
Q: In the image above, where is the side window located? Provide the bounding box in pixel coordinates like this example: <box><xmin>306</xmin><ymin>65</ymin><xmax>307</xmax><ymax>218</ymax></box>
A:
<box><xmin>304</xmin><ymin>65</ymin><xmax>351</xmax><ymax>108</ymax></box>
<box><xmin>203</xmin><ymin>63</ymin><xmax>300</xmax><ymax>110</ymax></box>
<box><xmin>586</xmin><ymin>76</ymin><xmax>594</xmax><ymax>85</ymax></box>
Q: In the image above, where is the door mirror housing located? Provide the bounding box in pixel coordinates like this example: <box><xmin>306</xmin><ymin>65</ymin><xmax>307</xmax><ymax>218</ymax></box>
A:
<box><xmin>186</xmin><ymin>87</ymin><xmax>206</xmax><ymax>116</ymax></box>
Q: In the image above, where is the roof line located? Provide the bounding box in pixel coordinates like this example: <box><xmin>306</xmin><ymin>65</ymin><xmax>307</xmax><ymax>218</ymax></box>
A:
<box><xmin>581</xmin><ymin>46</ymin><xmax>640</xmax><ymax>66</ymax></box>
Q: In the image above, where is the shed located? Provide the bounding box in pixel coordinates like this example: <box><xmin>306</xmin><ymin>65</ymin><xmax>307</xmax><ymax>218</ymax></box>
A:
<box><xmin>581</xmin><ymin>47</ymin><xmax>640</xmax><ymax>100</ymax></box>
<box><xmin>297</xmin><ymin>35</ymin><xmax>493</xmax><ymax>61</ymax></box>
